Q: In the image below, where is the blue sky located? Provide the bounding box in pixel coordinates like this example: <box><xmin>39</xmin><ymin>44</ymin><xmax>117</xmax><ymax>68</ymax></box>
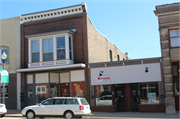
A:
<box><xmin>0</xmin><ymin>0</ymin><xmax>179</xmax><ymax>59</ymax></box>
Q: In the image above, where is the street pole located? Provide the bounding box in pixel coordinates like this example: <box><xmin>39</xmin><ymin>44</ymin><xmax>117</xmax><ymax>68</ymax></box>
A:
<box><xmin>2</xmin><ymin>59</ymin><xmax>5</xmax><ymax>104</ymax></box>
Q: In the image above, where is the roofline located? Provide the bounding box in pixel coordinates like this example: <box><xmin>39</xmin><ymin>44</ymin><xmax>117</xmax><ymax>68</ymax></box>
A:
<box><xmin>22</xmin><ymin>4</ymin><xmax>82</xmax><ymax>16</ymax></box>
<box><xmin>89</xmin><ymin>57</ymin><xmax>162</xmax><ymax>66</ymax></box>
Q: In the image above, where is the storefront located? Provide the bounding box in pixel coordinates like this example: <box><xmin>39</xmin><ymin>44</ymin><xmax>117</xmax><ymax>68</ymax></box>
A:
<box><xmin>89</xmin><ymin>58</ymin><xmax>165</xmax><ymax>112</ymax></box>
<box><xmin>17</xmin><ymin>64</ymin><xmax>86</xmax><ymax>106</ymax></box>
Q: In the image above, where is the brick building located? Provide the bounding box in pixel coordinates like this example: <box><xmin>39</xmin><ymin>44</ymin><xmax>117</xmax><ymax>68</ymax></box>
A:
<box><xmin>17</xmin><ymin>3</ymin><xmax>128</xmax><ymax>109</ymax></box>
<box><xmin>154</xmin><ymin>2</ymin><xmax>179</xmax><ymax>113</ymax></box>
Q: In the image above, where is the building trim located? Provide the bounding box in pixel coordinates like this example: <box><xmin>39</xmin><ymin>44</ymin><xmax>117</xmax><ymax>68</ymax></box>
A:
<box><xmin>17</xmin><ymin>63</ymin><xmax>86</xmax><ymax>72</ymax></box>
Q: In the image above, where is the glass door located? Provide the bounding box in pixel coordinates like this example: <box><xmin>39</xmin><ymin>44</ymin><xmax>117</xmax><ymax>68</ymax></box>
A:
<box><xmin>130</xmin><ymin>83</ymin><xmax>139</xmax><ymax>111</ymax></box>
<box><xmin>115</xmin><ymin>84</ymin><xmax>126</xmax><ymax>111</ymax></box>
<box><xmin>27</xmin><ymin>85</ymin><xmax>34</xmax><ymax>106</ymax></box>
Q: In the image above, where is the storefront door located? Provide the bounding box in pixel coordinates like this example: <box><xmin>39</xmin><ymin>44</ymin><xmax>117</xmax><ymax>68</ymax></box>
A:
<box><xmin>130</xmin><ymin>84</ymin><xmax>139</xmax><ymax>111</ymax></box>
<box><xmin>27</xmin><ymin>85</ymin><xmax>34</xmax><ymax>106</ymax></box>
<box><xmin>115</xmin><ymin>84</ymin><xmax>126</xmax><ymax>111</ymax></box>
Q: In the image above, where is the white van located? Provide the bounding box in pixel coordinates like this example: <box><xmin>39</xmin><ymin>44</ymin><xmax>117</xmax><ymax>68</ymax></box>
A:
<box><xmin>22</xmin><ymin>97</ymin><xmax>91</xmax><ymax>119</ymax></box>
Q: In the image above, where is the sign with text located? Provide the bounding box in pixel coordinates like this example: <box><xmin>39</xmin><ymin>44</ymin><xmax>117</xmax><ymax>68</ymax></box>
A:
<box><xmin>91</xmin><ymin>63</ymin><xmax>162</xmax><ymax>85</ymax></box>
<box><xmin>1</xmin><ymin>70</ymin><xmax>9</xmax><ymax>83</ymax></box>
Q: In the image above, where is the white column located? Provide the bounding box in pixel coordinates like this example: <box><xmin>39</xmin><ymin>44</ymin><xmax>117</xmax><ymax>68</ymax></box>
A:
<box><xmin>28</xmin><ymin>40</ymin><xmax>31</xmax><ymax>63</ymax></box>
<box><xmin>17</xmin><ymin>73</ymin><xmax>21</xmax><ymax>110</ymax></box>
<box><xmin>53</xmin><ymin>36</ymin><xmax>57</xmax><ymax>61</ymax></box>
<box><xmin>71</xmin><ymin>36</ymin><xmax>74</xmax><ymax>60</ymax></box>
<box><xmin>40</xmin><ymin>38</ymin><xmax>43</xmax><ymax>62</ymax></box>
<box><xmin>65</xmin><ymin>35</ymin><xmax>69</xmax><ymax>60</ymax></box>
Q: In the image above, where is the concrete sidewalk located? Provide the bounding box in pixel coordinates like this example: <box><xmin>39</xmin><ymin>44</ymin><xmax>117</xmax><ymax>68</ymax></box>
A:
<box><xmin>5</xmin><ymin>109</ymin><xmax>180</xmax><ymax>119</ymax></box>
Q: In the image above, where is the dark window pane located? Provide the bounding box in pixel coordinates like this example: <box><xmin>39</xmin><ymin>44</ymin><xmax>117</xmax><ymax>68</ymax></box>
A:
<box><xmin>109</xmin><ymin>50</ymin><xmax>112</xmax><ymax>61</ymax></box>
<box><xmin>43</xmin><ymin>52</ymin><xmax>53</xmax><ymax>61</ymax></box>
<box><xmin>41</xmin><ymin>99</ymin><xmax>53</xmax><ymax>105</ymax></box>
<box><xmin>57</xmin><ymin>49</ymin><xmax>65</xmax><ymax>60</ymax></box>
<box><xmin>69</xmin><ymin>37</ymin><xmax>71</xmax><ymax>50</ymax></box>
<box><xmin>66</xmin><ymin>99</ymin><xmax>78</xmax><ymax>104</ymax></box>
<box><xmin>32</xmin><ymin>52</ymin><xmax>39</xmax><ymax>62</ymax></box>
<box><xmin>54</xmin><ymin>99</ymin><xmax>65</xmax><ymax>105</ymax></box>
<box><xmin>57</xmin><ymin>37</ymin><xmax>65</xmax><ymax>49</ymax></box>
<box><xmin>80</xmin><ymin>98</ymin><xmax>89</xmax><ymax>105</ymax></box>
<box><xmin>69</xmin><ymin>51</ymin><xmax>72</xmax><ymax>60</ymax></box>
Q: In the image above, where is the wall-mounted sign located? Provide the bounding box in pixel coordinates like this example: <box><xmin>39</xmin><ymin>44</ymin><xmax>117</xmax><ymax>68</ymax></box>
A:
<box><xmin>91</xmin><ymin>63</ymin><xmax>162</xmax><ymax>85</ymax></box>
<box><xmin>1</xmin><ymin>70</ymin><xmax>9</xmax><ymax>83</ymax></box>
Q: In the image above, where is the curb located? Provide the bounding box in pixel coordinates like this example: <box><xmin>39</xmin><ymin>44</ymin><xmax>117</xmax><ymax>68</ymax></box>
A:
<box><xmin>5</xmin><ymin>114</ymin><xmax>23</xmax><ymax>117</ymax></box>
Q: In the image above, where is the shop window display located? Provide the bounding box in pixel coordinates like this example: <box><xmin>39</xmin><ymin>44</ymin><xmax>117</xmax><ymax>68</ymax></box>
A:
<box><xmin>50</xmin><ymin>83</ymin><xmax>59</xmax><ymax>97</ymax></box>
<box><xmin>95</xmin><ymin>85</ymin><xmax>112</xmax><ymax>106</ymax></box>
<box><xmin>36</xmin><ymin>84</ymin><xmax>49</xmax><ymax>104</ymax></box>
<box><xmin>140</xmin><ymin>83</ymin><xmax>159</xmax><ymax>104</ymax></box>
<box><xmin>71</xmin><ymin>82</ymin><xmax>85</xmax><ymax>97</ymax></box>
<box><xmin>61</xmin><ymin>83</ymin><xmax>70</xmax><ymax>97</ymax></box>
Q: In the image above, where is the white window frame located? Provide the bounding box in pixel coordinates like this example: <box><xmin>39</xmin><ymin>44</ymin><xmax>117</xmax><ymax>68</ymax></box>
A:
<box><xmin>28</xmin><ymin>33</ymin><xmax>73</xmax><ymax>67</ymax></box>
<box><xmin>169</xmin><ymin>29</ymin><xmax>180</xmax><ymax>48</ymax></box>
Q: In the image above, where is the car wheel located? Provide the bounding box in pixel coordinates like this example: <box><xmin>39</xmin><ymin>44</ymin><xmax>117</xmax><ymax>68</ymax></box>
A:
<box><xmin>64</xmin><ymin>111</ymin><xmax>74</xmax><ymax>119</ymax></box>
<box><xmin>0</xmin><ymin>114</ymin><xmax>4</xmax><ymax>118</ymax></box>
<box><xmin>26</xmin><ymin>111</ymin><xmax>35</xmax><ymax>119</ymax></box>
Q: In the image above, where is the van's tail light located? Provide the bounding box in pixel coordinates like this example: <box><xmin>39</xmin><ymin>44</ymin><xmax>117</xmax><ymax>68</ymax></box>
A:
<box><xmin>79</xmin><ymin>106</ymin><xmax>84</xmax><ymax>110</ymax></box>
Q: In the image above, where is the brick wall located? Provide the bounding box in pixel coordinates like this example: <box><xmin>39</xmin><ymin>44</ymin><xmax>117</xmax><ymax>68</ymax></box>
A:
<box><xmin>87</xmin><ymin>17</ymin><xmax>128</xmax><ymax>63</ymax></box>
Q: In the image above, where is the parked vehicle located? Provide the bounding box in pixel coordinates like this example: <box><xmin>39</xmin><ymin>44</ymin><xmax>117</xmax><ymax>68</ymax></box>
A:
<box><xmin>96</xmin><ymin>95</ymin><xmax>112</xmax><ymax>106</ymax></box>
<box><xmin>0</xmin><ymin>104</ymin><xmax>7</xmax><ymax>118</ymax></box>
<box><xmin>21</xmin><ymin>97</ymin><xmax>91</xmax><ymax>119</ymax></box>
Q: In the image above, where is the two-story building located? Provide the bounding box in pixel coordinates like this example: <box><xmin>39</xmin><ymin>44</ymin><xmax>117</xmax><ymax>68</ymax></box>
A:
<box><xmin>0</xmin><ymin>16</ymin><xmax>21</xmax><ymax>109</ymax></box>
<box><xmin>16</xmin><ymin>3</ymin><xmax>128</xmax><ymax>109</ymax></box>
<box><xmin>154</xmin><ymin>2</ymin><xmax>179</xmax><ymax>113</ymax></box>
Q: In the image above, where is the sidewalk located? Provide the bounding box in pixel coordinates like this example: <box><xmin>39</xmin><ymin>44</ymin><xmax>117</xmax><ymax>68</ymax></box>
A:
<box><xmin>5</xmin><ymin>109</ymin><xmax>180</xmax><ymax>119</ymax></box>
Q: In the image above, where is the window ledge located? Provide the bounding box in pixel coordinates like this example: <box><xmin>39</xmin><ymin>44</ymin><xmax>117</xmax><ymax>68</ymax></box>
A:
<box><xmin>28</xmin><ymin>60</ymin><xmax>74</xmax><ymax>68</ymax></box>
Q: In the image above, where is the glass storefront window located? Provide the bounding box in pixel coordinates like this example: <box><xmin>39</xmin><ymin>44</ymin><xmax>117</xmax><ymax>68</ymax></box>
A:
<box><xmin>95</xmin><ymin>85</ymin><xmax>112</xmax><ymax>106</ymax></box>
<box><xmin>174</xmin><ymin>81</ymin><xmax>179</xmax><ymax>95</ymax></box>
<box><xmin>50</xmin><ymin>83</ymin><xmax>59</xmax><ymax>97</ymax></box>
<box><xmin>61</xmin><ymin>83</ymin><xmax>70</xmax><ymax>97</ymax></box>
<box><xmin>71</xmin><ymin>82</ymin><xmax>85</xmax><ymax>97</ymax></box>
<box><xmin>140</xmin><ymin>83</ymin><xmax>159</xmax><ymax>104</ymax></box>
<box><xmin>36</xmin><ymin>84</ymin><xmax>49</xmax><ymax>104</ymax></box>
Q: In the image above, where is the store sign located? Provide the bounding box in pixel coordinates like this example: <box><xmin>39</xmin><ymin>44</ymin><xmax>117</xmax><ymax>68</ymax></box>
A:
<box><xmin>1</xmin><ymin>70</ymin><xmax>9</xmax><ymax>83</ymax></box>
<box><xmin>95</xmin><ymin>75</ymin><xmax>111</xmax><ymax>83</ymax></box>
<box><xmin>91</xmin><ymin>63</ymin><xmax>162</xmax><ymax>85</ymax></box>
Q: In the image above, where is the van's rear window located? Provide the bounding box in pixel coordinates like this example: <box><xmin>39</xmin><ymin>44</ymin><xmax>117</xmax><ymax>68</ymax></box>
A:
<box><xmin>80</xmin><ymin>98</ymin><xmax>89</xmax><ymax>105</ymax></box>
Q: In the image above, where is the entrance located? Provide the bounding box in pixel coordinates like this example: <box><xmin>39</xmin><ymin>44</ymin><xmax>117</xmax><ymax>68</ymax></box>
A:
<box><xmin>130</xmin><ymin>83</ymin><xmax>139</xmax><ymax>111</ymax></box>
<box><xmin>27</xmin><ymin>85</ymin><xmax>34</xmax><ymax>106</ymax></box>
<box><xmin>114</xmin><ymin>84</ymin><xmax>126</xmax><ymax>111</ymax></box>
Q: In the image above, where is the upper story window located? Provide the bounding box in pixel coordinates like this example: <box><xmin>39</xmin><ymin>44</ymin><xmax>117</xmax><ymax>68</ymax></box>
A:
<box><xmin>117</xmin><ymin>55</ymin><xmax>120</xmax><ymax>61</ymax></box>
<box><xmin>32</xmin><ymin>40</ymin><xmax>39</xmax><ymax>62</ymax></box>
<box><xmin>169</xmin><ymin>29</ymin><xmax>180</xmax><ymax>48</ymax></box>
<box><xmin>43</xmin><ymin>38</ymin><xmax>53</xmax><ymax>61</ymax></box>
<box><xmin>109</xmin><ymin>50</ymin><xmax>112</xmax><ymax>62</ymax></box>
<box><xmin>57</xmin><ymin>37</ymin><xmax>65</xmax><ymax>60</ymax></box>
<box><xmin>0</xmin><ymin>49</ymin><xmax>8</xmax><ymax>63</ymax></box>
<box><xmin>27</xmin><ymin>30</ymin><xmax>74</xmax><ymax>67</ymax></box>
